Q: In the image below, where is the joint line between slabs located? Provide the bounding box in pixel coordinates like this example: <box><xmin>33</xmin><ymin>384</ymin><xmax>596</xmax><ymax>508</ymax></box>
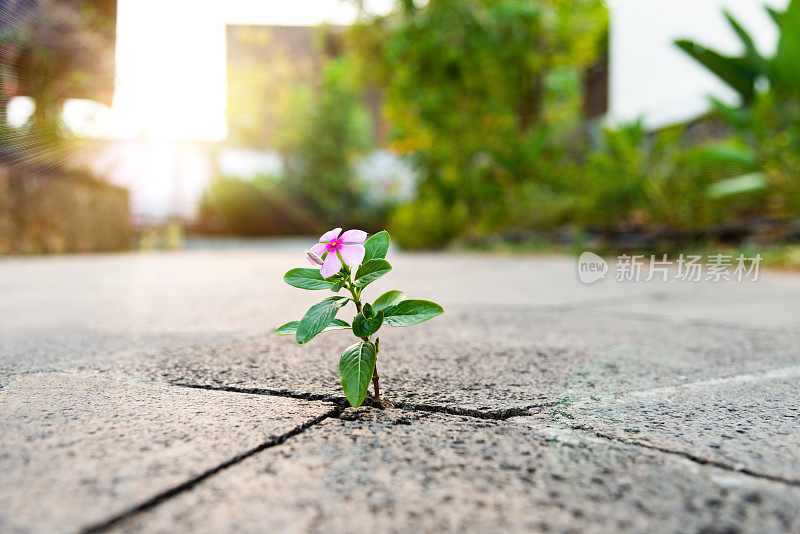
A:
<box><xmin>169</xmin><ymin>381</ymin><xmax>554</xmax><ymax>421</ymax></box>
<box><xmin>80</xmin><ymin>407</ymin><xmax>342</xmax><ymax>534</ymax></box>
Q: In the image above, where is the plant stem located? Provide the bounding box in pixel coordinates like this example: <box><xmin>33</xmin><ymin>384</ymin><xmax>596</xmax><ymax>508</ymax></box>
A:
<box><xmin>372</xmin><ymin>365</ymin><xmax>380</xmax><ymax>403</ymax></box>
<box><xmin>344</xmin><ymin>268</ymin><xmax>382</xmax><ymax>404</ymax></box>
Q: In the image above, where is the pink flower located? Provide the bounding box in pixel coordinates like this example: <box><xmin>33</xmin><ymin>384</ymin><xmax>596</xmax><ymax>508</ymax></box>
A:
<box><xmin>307</xmin><ymin>228</ymin><xmax>367</xmax><ymax>278</ymax></box>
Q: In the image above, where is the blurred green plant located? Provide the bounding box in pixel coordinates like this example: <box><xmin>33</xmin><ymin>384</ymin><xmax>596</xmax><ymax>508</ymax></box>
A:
<box><xmin>278</xmin><ymin>58</ymin><xmax>376</xmax><ymax>231</ymax></box>
<box><xmin>348</xmin><ymin>0</ymin><xmax>607</xmax><ymax>248</ymax></box>
<box><xmin>675</xmin><ymin>0</ymin><xmax>800</xmax><ymax>105</ymax></box>
<box><xmin>676</xmin><ymin>0</ymin><xmax>800</xmax><ymax>222</ymax></box>
<box><xmin>576</xmin><ymin>124</ymin><xmax>762</xmax><ymax>237</ymax></box>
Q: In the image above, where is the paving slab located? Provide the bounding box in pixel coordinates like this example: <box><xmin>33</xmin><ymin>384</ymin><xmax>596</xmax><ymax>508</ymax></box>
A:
<box><xmin>596</xmin><ymin>274</ymin><xmax>800</xmax><ymax>330</ymax></box>
<box><xmin>0</xmin><ymin>373</ymin><xmax>334</xmax><ymax>533</ymax></box>
<box><xmin>558</xmin><ymin>368</ymin><xmax>800</xmax><ymax>483</ymax></box>
<box><xmin>0</xmin><ymin>250</ymin><xmax>686</xmax><ymax>375</ymax></box>
<box><xmin>118</xmin><ymin>409</ymin><xmax>800</xmax><ymax>534</ymax></box>
<box><xmin>75</xmin><ymin>308</ymin><xmax>800</xmax><ymax>415</ymax></box>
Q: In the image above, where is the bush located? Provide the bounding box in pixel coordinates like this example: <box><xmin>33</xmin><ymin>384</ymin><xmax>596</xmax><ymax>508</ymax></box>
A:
<box><xmin>279</xmin><ymin>58</ymin><xmax>374</xmax><ymax>232</ymax></box>
<box><xmin>574</xmin><ymin>124</ymin><xmax>762</xmax><ymax>237</ymax></box>
<box><xmin>389</xmin><ymin>195</ymin><xmax>469</xmax><ymax>250</ymax></box>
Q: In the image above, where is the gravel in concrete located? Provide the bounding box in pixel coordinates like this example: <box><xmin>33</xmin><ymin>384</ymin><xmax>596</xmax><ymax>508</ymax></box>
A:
<box><xmin>0</xmin><ymin>373</ymin><xmax>334</xmax><ymax>533</ymax></box>
<box><xmin>118</xmin><ymin>409</ymin><xmax>800</xmax><ymax>534</ymax></box>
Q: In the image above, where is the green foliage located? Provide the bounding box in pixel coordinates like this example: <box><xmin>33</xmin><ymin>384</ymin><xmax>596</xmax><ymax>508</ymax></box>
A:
<box><xmin>676</xmin><ymin>0</ymin><xmax>800</xmax><ymax>223</ymax></box>
<box><xmin>348</xmin><ymin>0</ymin><xmax>607</xmax><ymax>248</ymax></box>
<box><xmin>674</xmin><ymin>38</ymin><xmax>761</xmax><ymax>104</ymax></box>
<box><xmin>773</xmin><ymin>0</ymin><xmax>800</xmax><ymax>88</ymax></box>
<box><xmin>372</xmin><ymin>290</ymin><xmax>406</xmax><ymax>312</ymax></box>
<box><xmin>277</xmin><ymin>230</ymin><xmax>443</xmax><ymax>406</ymax></box>
<box><xmin>295</xmin><ymin>296</ymin><xmax>350</xmax><ymax>344</ymax></box>
<box><xmin>390</xmin><ymin>194</ymin><xmax>469</xmax><ymax>249</ymax></box>
<box><xmin>354</xmin><ymin>259</ymin><xmax>392</xmax><ymax>287</ymax></box>
<box><xmin>283</xmin><ymin>268</ymin><xmax>335</xmax><ymax>290</ymax></box>
<box><xmin>706</xmin><ymin>173</ymin><xmax>768</xmax><ymax>199</ymax></box>
<box><xmin>338</xmin><ymin>341</ymin><xmax>377</xmax><ymax>407</ymax></box>
<box><xmin>674</xmin><ymin>0</ymin><xmax>800</xmax><ymax>103</ymax></box>
<box><xmin>363</xmin><ymin>231</ymin><xmax>390</xmax><ymax>261</ymax></box>
<box><xmin>575</xmin><ymin>124</ymin><xmax>760</xmax><ymax>235</ymax></box>
<box><xmin>382</xmin><ymin>300</ymin><xmax>445</xmax><ymax>327</ymax></box>
<box><xmin>279</xmin><ymin>58</ymin><xmax>375</xmax><ymax>231</ymax></box>
<box><xmin>749</xmin><ymin>93</ymin><xmax>800</xmax><ymax>217</ymax></box>
<box><xmin>352</xmin><ymin>309</ymin><xmax>384</xmax><ymax>337</ymax></box>
<box><xmin>275</xmin><ymin>319</ymin><xmax>350</xmax><ymax>336</ymax></box>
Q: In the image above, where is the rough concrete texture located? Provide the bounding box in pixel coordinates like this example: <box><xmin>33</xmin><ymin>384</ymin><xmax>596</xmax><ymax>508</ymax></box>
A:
<box><xmin>2</xmin><ymin>246</ymin><xmax>800</xmax><ymax>533</ymax></box>
<box><xmin>0</xmin><ymin>247</ymin><xmax>688</xmax><ymax>375</ymax></box>
<box><xmin>558</xmin><ymin>369</ymin><xmax>800</xmax><ymax>483</ymax></box>
<box><xmin>120</xmin><ymin>409</ymin><xmax>800</xmax><ymax>534</ymax></box>
<box><xmin>74</xmin><ymin>307</ymin><xmax>800</xmax><ymax>415</ymax></box>
<box><xmin>0</xmin><ymin>373</ymin><xmax>334</xmax><ymax>532</ymax></box>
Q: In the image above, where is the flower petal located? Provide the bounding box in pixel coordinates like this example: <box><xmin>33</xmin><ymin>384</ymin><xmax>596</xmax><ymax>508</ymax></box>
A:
<box><xmin>339</xmin><ymin>244</ymin><xmax>366</xmax><ymax>267</ymax></box>
<box><xmin>309</xmin><ymin>242</ymin><xmax>327</xmax><ymax>258</ymax></box>
<box><xmin>340</xmin><ymin>229</ymin><xmax>368</xmax><ymax>244</ymax></box>
<box><xmin>320</xmin><ymin>250</ymin><xmax>342</xmax><ymax>278</ymax></box>
<box><xmin>318</xmin><ymin>227</ymin><xmax>342</xmax><ymax>244</ymax></box>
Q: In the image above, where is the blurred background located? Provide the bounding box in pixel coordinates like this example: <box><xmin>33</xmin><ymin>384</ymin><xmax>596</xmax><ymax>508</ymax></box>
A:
<box><xmin>0</xmin><ymin>0</ymin><xmax>798</xmax><ymax>261</ymax></box>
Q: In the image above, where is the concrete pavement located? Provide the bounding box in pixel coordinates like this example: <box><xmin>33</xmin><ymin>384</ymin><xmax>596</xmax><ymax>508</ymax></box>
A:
<box><xmin>1</xmin><ymin>242</ymin><xmax>799</xmax><ymax>532</ymax></box>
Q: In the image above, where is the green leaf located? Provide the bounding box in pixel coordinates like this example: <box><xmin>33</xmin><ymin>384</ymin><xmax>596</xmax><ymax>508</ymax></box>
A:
<box><xmin>352</xmin><ymin>310</ymin><xmax>384</xmax><ymax>337</ymax></box>
<box><xmin>766</xmin><ymin>5</ymin><xmax>782</xmax><ymax>26</ymax></box>
<box><xmin>773</xmin><ymin>0</ymin><xmax>800</xmax><ymax>87</ymax></box>
<box><xmin>275</xmin><ymin>319</ymin><xmax>349</xmax><ymax>336</ymax></box>
<box><xmin>675</xmin><ymin>39</ymin><xmax>755</xmax><ymax>102</ymax></box>
<box><xmin>283</xmin><ymin>268</ymin><xmax>333</xmax><ymax>290</ymax></box>
<box><xmin>723</xmin><ymin>10</ymin><xmax>767</xmax><ymax>73</ymax></box>
<box><xmin>372</xmin><ymin>290</ymin><xmax>406</xmax><ymax>312</ymax></box>
<box><xmin>709</xmin><ymin>97</ymin><xmax>751</xmax><ymax>129</ymax></box>
<box><xmin>354</xmin><ymin>259</ymin><xmax>392</xmax><ymax>287</ymax></box>
<box><xmin>296</xmin><ymin>296</ymin><xmax>349</xmax><ymax>344</ymax></box>
<box><xmin>384</xmin><ymin>299</ymin><xmax>444</xmax><ymax>327</ymax></box>
<box><xmin>362</xmin><ymin>302</ymin><xmax>375</xmax><ymax>318</ymax></box>
<box><xmin>707</xmin><ymin>172</ymin><xmax>768</xmax><ymax>199</ymax></box>
<box><xmin>693</xmin><ymin>142</ymin><xmax>756</xmax><ymax>167</ymax></box>
<box><xmin>363</xmin><ymin>230</ymin><xmax>390</xmax><ymax>261</ymax></box>
<box><xmin>331</xmin><ymin>279</ymin><xmax>345</xmax><ymax>292</ymax></box>
<box><xmin>338</xmin><ymin>341</ymin><xmax>377</xmax><ymax>407</ymax></box>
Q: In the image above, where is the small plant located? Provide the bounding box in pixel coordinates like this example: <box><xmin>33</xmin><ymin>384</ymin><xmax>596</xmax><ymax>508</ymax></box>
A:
<box><xmin>275</xmin><ymin>228</ymin><xmax>444</xmax><ymax>407</ymax></box>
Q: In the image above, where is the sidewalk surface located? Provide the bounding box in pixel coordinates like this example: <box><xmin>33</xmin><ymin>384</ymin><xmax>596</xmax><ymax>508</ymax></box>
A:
<box><xmin>1</xmin><ymin>241</ymin><xmax>799</xmax><ymax>533</ymax></box>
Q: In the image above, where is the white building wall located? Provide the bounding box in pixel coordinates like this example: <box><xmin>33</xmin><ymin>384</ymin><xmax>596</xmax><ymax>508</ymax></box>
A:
<box><xmin>608</xmin><ymin>0</ymin><xmax>789</xmax><ymax>130</ymax></box>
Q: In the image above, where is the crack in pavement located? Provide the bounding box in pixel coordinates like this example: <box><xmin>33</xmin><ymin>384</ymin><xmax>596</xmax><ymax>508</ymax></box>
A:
<box><xmin>80</xmin><ymin>406</ymin><xmax>342</xmax><ymax>534</ymax></box>
<box><xmin>166</xmin><ymin>380</ymin><xmax>800</xmax><ymax>488</ymax></box>
<box><xmin>13</xmin><ymin>364</ymin><xmax>798</xmax><ymax>532</ymax></box>
<box><xmin>565</xmin><ymin>422</ymin><xmax>800</xmax><ymax>488</ymax></box>
<box><xmin>75</xmin><ymin>378</ymin><xmax>547</xmax><ymax>533</ymax></box>
<box><xmin>31</xmin><ymin>367</ymin><xmax>798</xmax><ymax>533</ymax></box>
<box><xmin>169</xmin><ymin>381</ymin><xmax>554</xmax><ymax>420</ymax></box>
